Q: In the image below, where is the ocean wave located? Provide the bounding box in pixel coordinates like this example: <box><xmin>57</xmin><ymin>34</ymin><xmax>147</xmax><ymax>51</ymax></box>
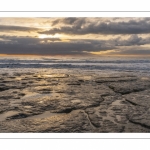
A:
<box><xmin>0</xmin><ymin>57</ymin><xmax>150</xmax><ymax>73</ymax></box>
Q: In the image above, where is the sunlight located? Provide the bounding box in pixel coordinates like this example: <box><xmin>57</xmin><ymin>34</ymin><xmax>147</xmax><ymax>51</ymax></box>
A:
<box><xmin>90</xmin><ymin>50</ymin><xmax>117</xmax><ymax>55</ymax></box>
<box><xmin>38</xmin><ymin>34</ymin><xmax>54</xmax><ymax>39</ymax></box>
<box><xmin>38</xmin><ymin>34</ymin><xmax>62</xmax><ymax>39</ymax></box>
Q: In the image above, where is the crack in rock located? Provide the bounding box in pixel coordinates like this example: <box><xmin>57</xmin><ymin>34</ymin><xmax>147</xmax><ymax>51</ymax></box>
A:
<box><xmin>128</xmin><ymin>118</ymin><xmax>150</xmax><ymax>130</ymax></box>
<box><xmin>83</xmin><ymin>110</ymin><xmax>99</xmax><ymax>130</ymax></box>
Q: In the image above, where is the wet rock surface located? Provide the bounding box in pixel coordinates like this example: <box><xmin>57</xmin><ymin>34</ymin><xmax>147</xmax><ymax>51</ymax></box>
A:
<box><xmin>0</xmin><ymin>71</ymin><xmax>150</xmax><ymax>132</ymax></box>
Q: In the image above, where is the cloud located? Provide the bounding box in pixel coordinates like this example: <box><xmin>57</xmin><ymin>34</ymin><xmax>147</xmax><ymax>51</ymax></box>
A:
<box><xmin>111</xmin><ymin>35</ymin><xmax>150</xmax><ymax>46</ymax></box>
<box><xmin>51</xmin><ymin>17</ymin><xmax>86</xmax><ymax>26</ymax></box>
<box><xmin>51</xmin><ymin>18</ymin><xmax>77</xmax><ymax>26</ymax></box>
<box><xmin>39</xmin><ymin>18</ymin><xmax>150</xmax><ymax>35</ymax></box>
<box><xmin>122</xmin><ymin>49</ymin><xmax>150</xmax><ymax>55</ymax></box>
<box><xmin>108</xmin><ymin>47</ymin><xmax>150</xmax><ymax>55</ymax></box>
<box><xmin>0</xmin><ymin>25</ymin><xmax>41</xmax><ymax>32</ymax></box>
<box><xmin>0</xmin><ymin>36</ymin><xmax>61</xmax><ymax>43</ymax></box>
<box><xmin>1</xmin><ymin>17</ymin><xmax>150</xmax><ymax>56</ymax></box>
<box><xmin>0</xmin><ymin>34</ymin><xmax>150</xmax><ymax>55</ymax></box>
<box><xmin>0</xmin><ymin>36</ymin><xmax>115</xmax><ymax>55</ymax></box>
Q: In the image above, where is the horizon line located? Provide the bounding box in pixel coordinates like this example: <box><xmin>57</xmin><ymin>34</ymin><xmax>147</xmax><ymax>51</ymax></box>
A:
<box><xmin>1</xmin><ymin>11</ymin><xmax>150</xmax><ymax>12</ymax></box>
<box><xmin>0</xmin><ymin>54</ymin><xmax>150</xmax><ymax>58</ymax></box>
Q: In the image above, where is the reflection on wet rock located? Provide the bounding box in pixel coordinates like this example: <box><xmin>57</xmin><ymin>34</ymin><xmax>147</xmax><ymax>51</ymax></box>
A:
<box><xmin>0</xmin><ymin>71</ymin><xmax>150</xmax><ymax>132</ymax></box>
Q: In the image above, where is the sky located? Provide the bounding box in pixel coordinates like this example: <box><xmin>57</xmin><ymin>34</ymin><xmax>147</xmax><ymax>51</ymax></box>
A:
<box><xmin>0</xmin><ymin>17</ymin><xmax>150</xmax><ymax>57</ymax></box>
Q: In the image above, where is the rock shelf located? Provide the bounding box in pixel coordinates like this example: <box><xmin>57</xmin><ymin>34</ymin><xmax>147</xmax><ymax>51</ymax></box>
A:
<box><xmin>0</xmin><ymin>71</ymin><xmax>150</xmax><ymax>132</ymax></box>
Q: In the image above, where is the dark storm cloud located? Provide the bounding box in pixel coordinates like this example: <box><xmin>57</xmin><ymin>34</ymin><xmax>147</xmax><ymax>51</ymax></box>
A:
<box><xmin>0</xmin><ymin>25</ymin><xmax>41</xmax><ymax>32</ymax></box>
<box><xmin>40</xmin><ymin>18</ymin><xmax>150</xmax><ymax>35</ymax></box>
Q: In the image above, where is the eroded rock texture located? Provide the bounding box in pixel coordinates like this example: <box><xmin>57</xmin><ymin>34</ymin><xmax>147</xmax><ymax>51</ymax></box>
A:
<box><xmin>0</xmin><ymin>72</ymin><xmax>150</xmax><ymax>132</ymax></box>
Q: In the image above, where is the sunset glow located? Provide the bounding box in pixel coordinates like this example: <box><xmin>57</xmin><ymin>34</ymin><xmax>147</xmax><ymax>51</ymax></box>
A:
<box><xmin>38</xmin><ymin>34</ymin><xmax>58</xmax><ymax>39</ymax></box>
<box><xmin>0</xmin><ymin>17</ymin><xmax>150</xmax><ymax>56</ymax></box>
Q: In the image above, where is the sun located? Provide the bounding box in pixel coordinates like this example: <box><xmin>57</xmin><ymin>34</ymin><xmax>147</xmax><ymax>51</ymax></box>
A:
<box><xmin>38</xmin><ymin>34</ymin><xmax>62</xmax><ymax>39</ymax></box>
<box><xmin>38</xmin><ymin>34</ymin><xmax>54</xmax><ymax>39</ymax></box>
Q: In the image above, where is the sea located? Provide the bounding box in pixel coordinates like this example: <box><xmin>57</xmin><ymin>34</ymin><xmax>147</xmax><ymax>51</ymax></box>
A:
<box><xmin>0</xmin><ymin>56</ymin><xmax>150</xmax><ymax>77</ymax></box>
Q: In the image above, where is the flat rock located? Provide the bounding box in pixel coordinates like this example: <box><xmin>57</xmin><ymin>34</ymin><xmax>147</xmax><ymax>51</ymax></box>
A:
<box><xmin>108</xmin><ymin>80</ymin><xmax>150</xmax><ymax>94</ymax></box>
<box><xmin>0</xmin><ymin>71</ymin><xmax>150</xmax><ymax>132</ymax></box>
<box><xmin>0</xmin><ymin>110</ymin><xmax>93</xmax><ymax>132</ymax></box>
<box><xmin>127</xmin><ymin>105</ymin><xmax>150</xmax><ymax>129</ymax></box>
<box><xmin>95</xmin><ymin>76</ymin><xmax>137</xmax><ymax>83</ymax></box>
<box><xmin>124</xmin><ymin>90</ymin><xmax>150</xmax><ymax>107</ymax></box>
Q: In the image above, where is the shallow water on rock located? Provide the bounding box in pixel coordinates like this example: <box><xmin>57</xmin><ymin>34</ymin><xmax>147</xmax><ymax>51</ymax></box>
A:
<box><xmin>42</xmin><ymin>74</ymin><xmax>68</xmax><ymax>78</ymax></box>
<box><xmin>0</xmin><ymin>111</ymin><xmax>19</xmax><ymax>121</ymax></box>
<box><xmin>26</xmin><ymin>111</ymin><xmax>60</xmax><ymax>120</ymax></box>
